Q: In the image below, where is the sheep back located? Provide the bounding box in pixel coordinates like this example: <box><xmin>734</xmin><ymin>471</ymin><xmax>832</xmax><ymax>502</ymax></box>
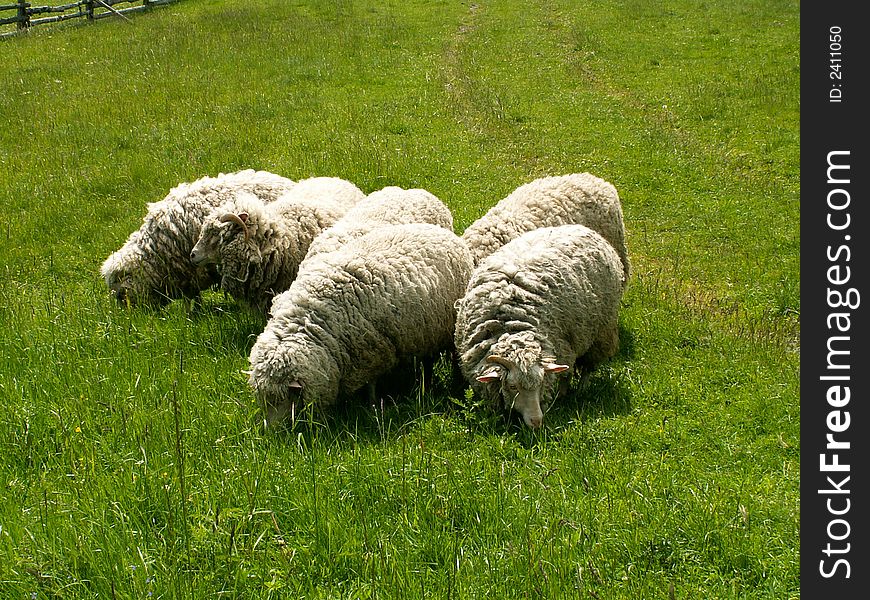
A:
<box><xmin>303</xmin><ymin>186</ymin><xmax>454</xmax><ymax>259</ymax></box>
<box><xmin>283</xmin><ymin>176</ymin><xmax>365</xmax><ymax>211</ymax></box>
<box><xmin>216</xmin><ymin>193</ymin><xmax>351</xmax><ymax>311</ymax></box>
<box><xmin>460</xmin><ymin>173</ymin><xmax>629</xmax><ymax>279</ymax></box>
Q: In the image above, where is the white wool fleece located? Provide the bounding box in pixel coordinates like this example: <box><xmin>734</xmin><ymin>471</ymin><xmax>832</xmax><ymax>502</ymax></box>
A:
<box><xmin>460</xmin><ymin>172</ymin><xmax>629</xmax><ymax>281</ymax></box>
<box><xmin>303</xmin><ymin>185</ymin><xmax>454</xmax><ymax>260</ymax></box>
<box><xmin>191</xmin><ymin>176</ymin><xmax>364</xmax><ymax>311</ymax></box>
<box><xmin>249</xmin><ymin>223</ymin><xmax>474</xmax><ymax>426</ymax></box>
<box><xmin>100</xmin><ymin>169</ymin><xmax>296</xmax><ymax>306</ymax></box>
<box><xmin>455</xmin><ymin>224</ymin><xmax>626</xmax><ymax>428</ymax></box>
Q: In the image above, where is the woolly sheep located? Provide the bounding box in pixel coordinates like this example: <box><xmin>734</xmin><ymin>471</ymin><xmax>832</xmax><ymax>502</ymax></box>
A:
<box><xmin>248</xmin><ymin>223</ymin><xmax>474</xmax><ymax>427</ymax></box>
<box><xmin>454</xmin><ymin>224</ymin><xmax>626</xmax><ymax>429</ymax></box>
<box><xmin>460</xmin><ymin>173</ymin><xmax>629</xmax><ymax>280</ymax></box>
<box><xmin>101</xmin><ymin>169</ymin><xmax>296</xmax><ymax>306</ymax></box>
<box><xmin>190</xmin><ymin>176</ymin><xmax>364</xmax><ymax>266</ymax></box>
<box><xmin>302</xmin><ymin>185</ymin><xmax>454</xmax><ymax>259</ymax></box>
<box><xmin>190</xmin><ymin>176</ymin><xmax>365</xmax><ymax>311</ymax></box>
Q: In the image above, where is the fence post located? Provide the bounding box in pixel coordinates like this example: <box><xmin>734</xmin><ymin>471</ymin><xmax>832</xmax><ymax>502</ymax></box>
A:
<box><xmin>16</xmin><ymin>0</ymin><xmax>29</xmax><ymax>30</ymax></box>
<box><xmin>85</xmin><ymin>0</ymin><xmax>94</xmax><ymax>21</ymax></box>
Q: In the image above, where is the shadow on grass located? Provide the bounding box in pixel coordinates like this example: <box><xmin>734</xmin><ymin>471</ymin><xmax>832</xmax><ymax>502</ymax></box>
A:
<box><xmin>185</xmin><ymin>292</ymin><xmax>269</xmax><ymax>355</ymax></box>
<box><xmin>261</xmin><ymin>325</ymin><xmax>638</xmax><ymax>449</ymax></box>
<box><xmin>102</xmin><ymin>289</ymin><xmax>268</xmax><ymax>373</ymax></box>
<box><xmin>261</xmin><ymin>361</ymin><xmax>464</xmax><ymax>449</ymax></box>
<box><xmin>110</xmin><ymin>286</ymin><xmax>638</xmax><ymax>451</ymax></box>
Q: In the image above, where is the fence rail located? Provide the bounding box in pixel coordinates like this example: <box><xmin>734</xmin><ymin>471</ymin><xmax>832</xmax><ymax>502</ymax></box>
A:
<box><xmin>1</xmin><ymin>0</ymin><xmax>179</xmax><ymax>38</ymax></box>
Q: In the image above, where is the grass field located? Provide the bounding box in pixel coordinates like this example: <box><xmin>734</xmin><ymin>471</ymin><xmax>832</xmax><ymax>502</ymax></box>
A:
<box><xmin>0</xmin><ymin>1</ymin><xmax>799</xmax><ymax>598</ymax></box>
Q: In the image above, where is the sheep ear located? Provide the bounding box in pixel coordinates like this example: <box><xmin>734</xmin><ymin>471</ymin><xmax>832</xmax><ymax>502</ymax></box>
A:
<box><xmin>543</xmin><ymin>363</ymin><xmax>570</xmax><ymax>373</ymax></box>
<box><xmin>238</xmin><ymin>212</ymin><xmax>249</xmax><ymax>223</ymax></box>
<box><xmin>476</xmin><ymin>368</ymin><xmax>502</xmax><ymax>383</ymax></box>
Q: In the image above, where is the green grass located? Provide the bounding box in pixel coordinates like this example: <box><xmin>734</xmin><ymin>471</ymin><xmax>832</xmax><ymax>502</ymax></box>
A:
<box><xmin>0</xmin><ymin>1</ymin><xmax>799</xmax><ymax>598</ymax></box>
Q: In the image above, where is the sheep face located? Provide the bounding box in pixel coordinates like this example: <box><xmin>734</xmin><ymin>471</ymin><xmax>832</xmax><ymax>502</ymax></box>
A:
<box><xmin>189</xmin><ymin>225</ymin><xmax>221</xmax><ymax>267</ymax></box>
<box><xmin>476</xmin><ymin>354</ymin><xmax>568</xmax><ymax>429</ymax></box>
<box><xmin>217</xmin><ymin>233</ymin><xmax>262</xmax><ymax>288</ymax></box>
<box><xmin>191</xmin><ymin>211</ymin><xmax>250</xmax><ymax>267</ymax></box>
<box><xmin>101</xmin><ymin>243</ymin><xmax>174</xmax><ymax>307</ymax></box>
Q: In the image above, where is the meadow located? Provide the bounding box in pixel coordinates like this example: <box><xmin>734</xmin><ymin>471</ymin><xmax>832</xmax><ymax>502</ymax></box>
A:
<box><xmin>0</xmin><ymin>0</ymin><xmax>800</xmax><ymax>598</ymax></box>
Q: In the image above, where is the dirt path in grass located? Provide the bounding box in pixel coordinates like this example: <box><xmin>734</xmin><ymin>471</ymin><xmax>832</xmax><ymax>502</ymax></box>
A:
<box><xmin>437</xmin><ymin>2</ymin><xmax>552</xmax><ymax>177</ymax></box>
<box><xmin>439</xmin><ymin>2</ymin><xmax>488</xmax><ymax>137</ymax></box>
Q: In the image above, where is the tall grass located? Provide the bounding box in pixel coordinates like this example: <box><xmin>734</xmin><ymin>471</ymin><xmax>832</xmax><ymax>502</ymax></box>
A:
<box><xmin>0</xmin><ymin>1</ymin><xmax>799</xmax><ymax>598</ymax></box>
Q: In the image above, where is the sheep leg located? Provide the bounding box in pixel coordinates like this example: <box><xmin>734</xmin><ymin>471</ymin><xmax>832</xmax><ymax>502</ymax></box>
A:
<box><xmin>557</xmin><ymin>373</ymin><xmax>571</xmax><ymax>398</ymax></box>
<box><xmin>448</xmin><ymin>351</ymin><xmax>468</xmax><ymax>397</ymax></box>
<box><xmin>574</xmin><ymin>323</ymin><xmax>620</xmax><ymax>392</ymax></box>
<box><xmin>574</xmin><ymin>364</ymin><xmax>593</xmax><ymax>391</ymax></box>
<box><xmin>421</xmin><ymin>356</ymin><xmax>436</xmax><ymax>394</ymax></box>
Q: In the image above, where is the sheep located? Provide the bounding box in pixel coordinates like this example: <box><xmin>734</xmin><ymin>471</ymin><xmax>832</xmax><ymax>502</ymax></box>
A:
<box><xmin>454</xmin><ymin>224</ymin><xmax>626</xmax><ymax>429</ymax></box>
<box><xmin>190</xmin><ymin>176</ymin><xmax>365</xmax><ymax>311</ymax></box>
<box><xmin>460</xmin><ymin>173</ymin><xmax>629</xmax><ymax>280</ymax></box>
<box><xmin>248</xmin><ymin>223</ymin><xmax>474</xmax><ymax>427</ymax></box>
<box><xmin>189</xmin><ymin>176</ymin><xmax>365</xmax><ymax>267</ymax></box>
<box><xmin>302</xmin><ymin>185</ymin><xmax>454</xmax><ymax>259</ymax></box>
<box><xmin>100</xmin><ymin>169</ymin><xmax>296</xmax><ymax>306</ymax></box>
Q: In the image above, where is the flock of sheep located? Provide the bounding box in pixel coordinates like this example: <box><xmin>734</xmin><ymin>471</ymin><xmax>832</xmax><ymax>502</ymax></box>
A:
<box><xmin>101</xmin><ymin>170</ymin><xmax>629</xmax><ymax>429</ymax></box>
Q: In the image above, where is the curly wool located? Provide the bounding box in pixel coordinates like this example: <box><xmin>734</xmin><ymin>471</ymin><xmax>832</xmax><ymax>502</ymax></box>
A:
<box><xmin>454</xmin><ymin>224</ymin><xmax>626</xmax><ymax>427</ymax></box>
<box><xmin>279</xmin><ymin>176</ymin><xmax>366</xmax><ymax>212</ymax></box>
<box><xmin>100</xmin><ymin>169</ymin><xmax>296</xmax><ymax>306</ymax></box>
<box><xmin>191</xmin><ymin>176</ymin><xmax>364</xmax><ymax>265</ymax></box>
<box><xmin>196</xmin><ymin>185</ymin><xmax>357</xmax><ymax>311</ymax></box>
<box><xmin>192</xmin><ymin>176</ymin><xmax>364</xmax><ymax>311</ymax></box>
<box><xmin>303</xmin><ymin>186</ymin><xmax>454</xmax><ymax>259</ymax></box>
<box><xmin>460</xmin><ymin>173</ymin><xmax>629</xmax><ymax>280</ymax></box>
<box><xmin>249</xmin><ymin>223</ymin><xmax>474</xmax><ymax>426</ymax></box>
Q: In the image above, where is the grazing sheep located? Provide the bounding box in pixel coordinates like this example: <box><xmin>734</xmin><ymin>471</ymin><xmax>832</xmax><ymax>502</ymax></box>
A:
<box><xmin>190</xmin><ymin>176</ymin><xmax>364</xmax><ymax>267</ymax></box>
<box><xmin>248</xmin><ymin>223</ymin><xmax>474</xmax><ymax>427</ymax></box>
<box><xmin>101</xmin><ymin>169</ymin><xmax>296</xmax><ymax>306</ymax></box>
<box><xmin>302</xmin><ymin>185</ymin><xmax>454</xmax><ymax>259</ymax></box>
<box><xmin>460</xmin><ymin>173</ymin><xmax>629</xmax><ymax>280</ymax></box>
<box><xmin>191</xmin><ymin>176</ymin><xmax>365</xmax><ymax>311</ymax></box>
<box><xmin>454</xmin><ymin>224</ymin><xmax>626</xmax><ymax>429</ymax></box>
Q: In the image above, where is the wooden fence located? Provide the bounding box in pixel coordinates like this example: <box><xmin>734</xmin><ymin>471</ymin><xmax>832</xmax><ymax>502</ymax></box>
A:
<box><xmin>1</xmin><ymin>0</ymin><xmax>179</xmax><ymax>38</ymax></box>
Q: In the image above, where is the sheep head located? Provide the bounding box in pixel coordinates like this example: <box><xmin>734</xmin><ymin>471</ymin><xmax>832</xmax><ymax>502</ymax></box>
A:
<box><xmin>476</xmin><ymin>354</ymin><xmax>568</xmax><ymax>429</ymax></box>
<box><xmin>191</xmin><ymin>211</ymin><xmax>251</xmax><ymax>267</ymax></box>
<box><xmin>248</xmin><ymin>330</ymin><xmax>341</xmax><ymax>429</ymax></box>
<box><xmin>219</xmin><ymin>212</ymin><xmax>250</xmax><ymax>242</ymax></box>
<box><xmin>101</xmin><ymin>241</ymin><xmax>176</xmax><ymax>307</ymax></box>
